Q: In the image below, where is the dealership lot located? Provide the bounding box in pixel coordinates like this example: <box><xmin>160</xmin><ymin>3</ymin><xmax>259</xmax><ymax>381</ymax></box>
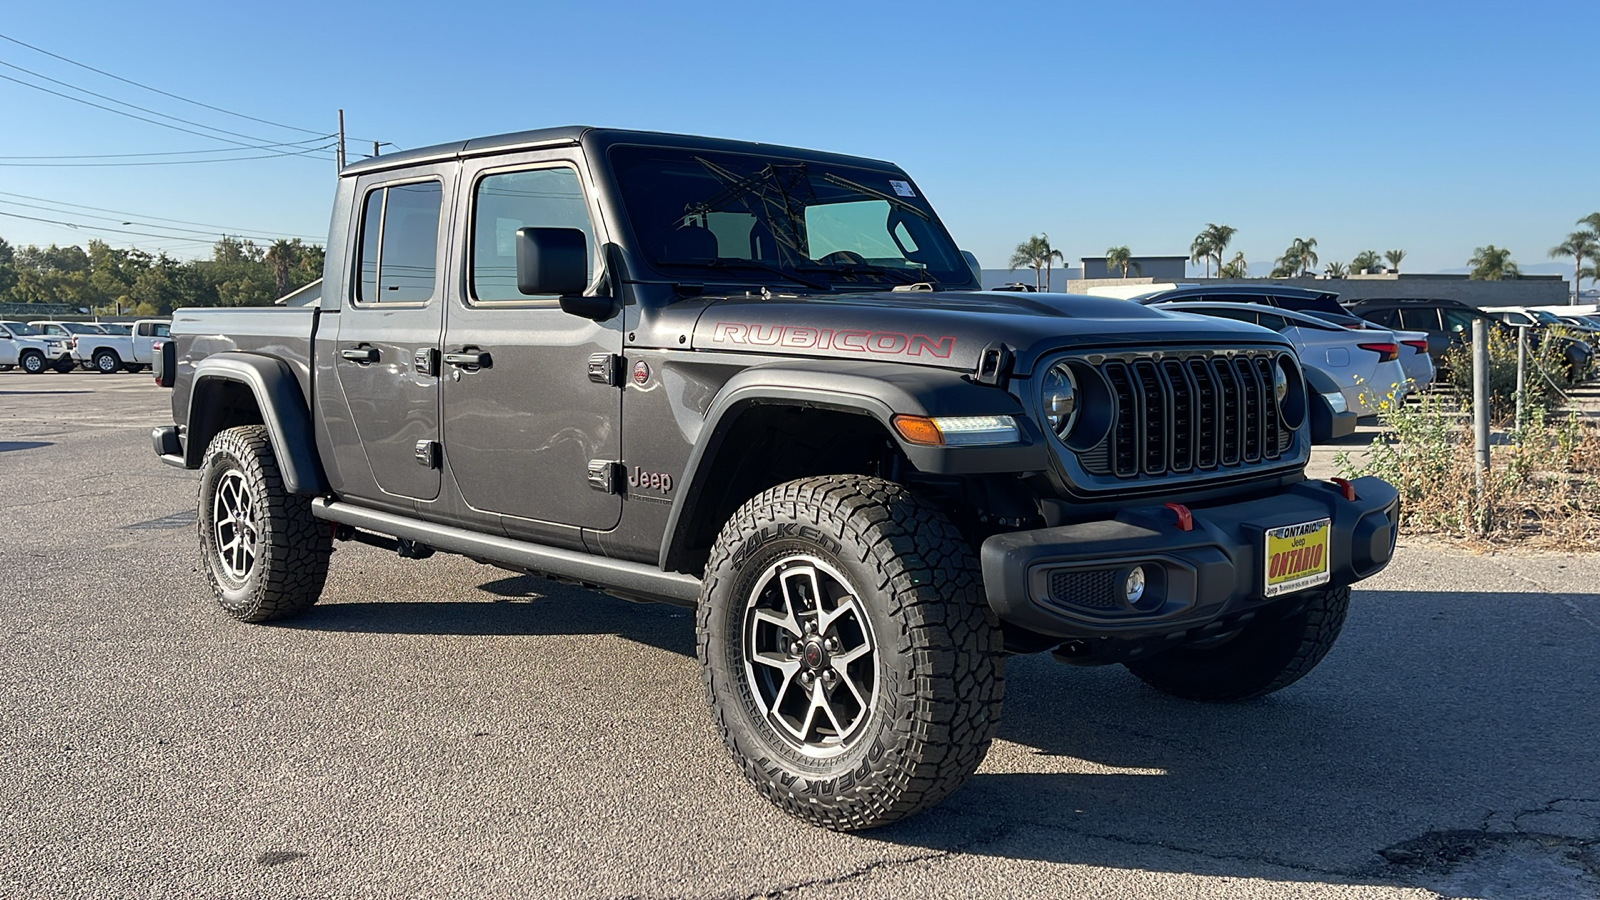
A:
<box><xmin>1</xmin><ymin>374</ymin><xmax>1596</xmax><ymax>899</ymax></box>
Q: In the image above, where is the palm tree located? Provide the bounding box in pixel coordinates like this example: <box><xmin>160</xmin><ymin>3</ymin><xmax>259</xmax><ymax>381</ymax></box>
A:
<box><xmin>263</xmin><ymin>238</ymin><xmax>303</xmax><ymax>299</ymax></box>
<box><xmin>1283</xmin><ymin>237</ymin><xmax>1318</xmax><ymax>276</ymax></box>
<box><xmin>1550</xmin><ymin>230</ymin><xmax>1600</xmax><ymax>303</ymax></box>
<box><xmin>1581</xmin><ymin>213</ymin><xmax>1600</xmax><ymax>234</ymax></box>
<box><xmin>1218</xmin><ymin>252</ymin><xmax>1248</xmax><ymax>278</ymax></box>
<box><xmin>1105</xmin><ymin>245</ymin><xmax>1141</xmax><ymax>278</ymax></box>
<box><xmin>1324</xmin><ymin>261</ymin><xmax>1348</xmax><ymax>278</ymax></box>
<box><xmin>1468</xmin><ymin>245</ymin><xmax>1520</xmax><ymax>280</ymax></box>
<box><xmin>1190</xmin><ymin>233</ymin><xmax>1215</xmax><ymax>278</ymax></box>
<box><xmin>1189</xmin><ymin>223</ymin><xmax>1236</xmax><ymax>278</ymax></box>
<box><xmin>1351</xmin><ymin>250</ymin><xmax>1382</xmax><ymax>274</ymax></box>
<box><xmin>1384</xmin><ymin>249</ymin><xmax>1406</xmax><ymax>273</ymax></box>
<box><xmin>1008</xmin><ymin>234</ymin><xmax>1063</xmax><ymax>291</ymax></box>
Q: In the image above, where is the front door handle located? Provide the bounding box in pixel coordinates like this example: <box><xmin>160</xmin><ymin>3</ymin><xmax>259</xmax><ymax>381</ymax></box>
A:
<box><xmin>341</xmin><ymin>346</ymin><xmax>379</xmax><ymax>363</ymax></box>
<box><xmin>443</xmin><ymin>351</ymin><xmax>491</xmax><ymax>369</ymax></box>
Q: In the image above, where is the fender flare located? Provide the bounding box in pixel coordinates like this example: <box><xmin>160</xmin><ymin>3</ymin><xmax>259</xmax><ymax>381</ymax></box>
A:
<box><xmin>184</xmin><ymin>352</ymin><xmax>328</xmax><ymax>495</ymax></box>
<box><xmin>658</xmin><ymin>360</ymin><xmax>1049</xmax><ymax>571</ymax></box>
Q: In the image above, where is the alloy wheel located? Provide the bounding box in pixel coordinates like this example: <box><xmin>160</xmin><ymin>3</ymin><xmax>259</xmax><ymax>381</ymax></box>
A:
<box><xmin>212</xmin><ymin>469</ymin><xmax>259</xmax><ymax>582</ymax></box>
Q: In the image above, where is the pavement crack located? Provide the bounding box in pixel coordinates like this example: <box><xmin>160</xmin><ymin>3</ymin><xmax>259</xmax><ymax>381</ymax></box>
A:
<box><xmin>1491</xmin><ymin>565</ymin><xmax>1600</xmax><ymax>633</ymax></box>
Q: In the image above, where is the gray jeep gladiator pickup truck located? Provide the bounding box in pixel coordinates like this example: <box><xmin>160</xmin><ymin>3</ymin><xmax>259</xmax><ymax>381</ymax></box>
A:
<box><xmin>152</xmin><ymin>126</ymin><xmax>1399</xmax><ymax>830</ymax></box>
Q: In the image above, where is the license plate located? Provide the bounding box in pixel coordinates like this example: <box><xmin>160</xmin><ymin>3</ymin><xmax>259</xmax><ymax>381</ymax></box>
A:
<box><xmin>1263</xmin><ymin>519</ymin><xmax>1331</xmax><ymax>598</ymax></box>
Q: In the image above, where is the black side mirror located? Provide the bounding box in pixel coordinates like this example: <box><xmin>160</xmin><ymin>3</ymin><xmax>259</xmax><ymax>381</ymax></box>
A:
<box><xmin>514</xmin><ymin>227</ymin><xmax>616</xmax><ymax>320</ymax></box>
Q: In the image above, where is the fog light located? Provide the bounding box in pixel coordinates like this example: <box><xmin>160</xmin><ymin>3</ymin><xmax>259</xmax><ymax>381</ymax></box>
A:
<box><xmin>1321</xmin><ymin>390</ymin><xmax>1348</xmax><ymax>414</ymax></box>
<box><xmin>1124</xmin><ymin>566</ymin><xmax>1146</xmax><ymax>605</ymax></box>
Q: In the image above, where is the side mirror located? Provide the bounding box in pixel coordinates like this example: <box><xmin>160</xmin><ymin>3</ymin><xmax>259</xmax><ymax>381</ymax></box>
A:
<box><xmin>515</xmin><ymin>227</ymin><xmax>616</xmax><ymax>319</ymax></box>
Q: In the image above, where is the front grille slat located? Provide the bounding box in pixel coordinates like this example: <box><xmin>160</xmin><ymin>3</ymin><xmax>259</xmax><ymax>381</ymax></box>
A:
<box><xmin>1074</xmin><ymin>350</ymin><xmax>1292</xmax><ymax>481</ymax></box>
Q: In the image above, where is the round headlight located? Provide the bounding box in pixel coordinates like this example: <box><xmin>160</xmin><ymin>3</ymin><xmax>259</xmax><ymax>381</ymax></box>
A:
<box><xmin>1273</xmin><ymin>361</ymin><xmax>1289</xmax><ymax>402</ymax></box>
<box><xmin>1041</xmin><ymin>362</ymin><xmax>1078</xmax><ymax>439</ymax></box>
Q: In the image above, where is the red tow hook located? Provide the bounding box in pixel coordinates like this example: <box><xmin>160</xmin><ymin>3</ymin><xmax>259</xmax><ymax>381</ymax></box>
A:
<box><xmin>1163</xmin><ymin>502</ymin><xmax>1193</xmax><ymax>532</ymax></box>
<box><xmin>1330</xmin><ymin>478</ymin><xmax>1358</xmax><ymax>501</ymax></box>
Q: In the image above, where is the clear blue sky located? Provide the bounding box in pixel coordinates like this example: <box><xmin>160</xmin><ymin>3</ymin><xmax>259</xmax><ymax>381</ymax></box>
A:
<box><xmin>2</xmin><ymin>0</ymin><xmax>1596</xmax><ymax>276</ymax></box>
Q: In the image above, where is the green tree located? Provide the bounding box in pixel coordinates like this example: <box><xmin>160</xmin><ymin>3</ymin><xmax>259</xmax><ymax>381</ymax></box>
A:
<box><xmin>1189</xmin><ymin>223</ymin><xmax>1236</xmax><ymax>278</ymax></box>
<box><xmin>1468</xmin><ymin>245</ymin><xmax>1520</xmax><ymax>280</ymax></box>
<box><xmin>1324</xmin><ymin>261</ymin><xmax>1348</xmax><ymax>278</ymax></box>
<box><xmin>1008</xmin><ymin>233</ymin><xmax>1064</xmax><ymax>291</ymax></box>
<box><xmin>1384</xmin><ymin>249</ymin><xmax>1406</xmax><ymax>272</ymax></box>
<box><xmin>263</xmin><ymin>238</ymin><xmax>306</xmax><ymax>300</ymax></box>
<box><xmin>1351</xmin><ymin>250</ymin><xmax>1382</xmax><ymax>274</ymax></box>
<box><xmin>0</xmin><ymin>236</ymin><xmax>15</xmax><ymax>299</ymax></box>
<box><xmin>1218</xmin><ymin>252</ymin><xmax>1248</xmax><ymax>278</ymax></box>
<box><xmin>1104</xmin><ymin>245</ymin><xmax>1140</xmax><ymax>277</ymax></box>
<box><xmin>1549</xmin><ymin>230</ymin><xmax>1599</xmax><ymax>303</ymax></box>
<box><xmin>1272</xmin><ymin>237</ymin><xmax>1317</xmax><ymax>277</ymax></box>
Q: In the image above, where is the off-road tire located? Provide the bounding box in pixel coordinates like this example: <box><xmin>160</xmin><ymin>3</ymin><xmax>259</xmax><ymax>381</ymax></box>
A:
<box><xmin>93</xmin><ymin>350</ymin><xmax>120</xmax><ymax>374</ymax></box>
<box><xmin>197</xmin><ymin>425</ymin><xmax>331</xmax><ymax>622</ymax></box>
<box><xmin>698</xmin><ymin>475</ymin><xmax>1005</xmax><ymax>830</ymax></box>
<box><xmin>20</xmin><ymin>351</ymin><xmax>45</xmax><ymax>374</ymax></box>
<box><xmin>1124</xmin><ymin>584</ymin><xmax>1351</xmax><ymax>702</ymax></box>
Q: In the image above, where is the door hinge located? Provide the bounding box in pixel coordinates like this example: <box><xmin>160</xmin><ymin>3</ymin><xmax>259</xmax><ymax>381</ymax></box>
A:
<box><xmin>413</xmin><ymin>347</ymin><xmax>439</xmax><ymax>377</ymax></box>
<box><xmin>414</xmin><ymin>440</ymin><xmax>441</xmax><ymax>469</ymax></box>
<box><xmin>587</xmin><ymin>352</ymin><xmax>623</xmax><ymax>386</ymax></box>
<box><xmin>587</xmin><ymin>459</ymin><xmax>623</xmax><ymax>493</ymax></box>
<box><xmin>973</xmin><ymin>342</ymin><xmax>1013</xmax><ymax>387</ymax></box>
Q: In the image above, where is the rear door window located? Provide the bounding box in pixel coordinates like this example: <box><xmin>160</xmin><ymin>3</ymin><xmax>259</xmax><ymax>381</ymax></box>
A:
<box><xmin>354</xmin><ymin>180</ymin><xmax>443</xmax><ymax>304</ymax></box>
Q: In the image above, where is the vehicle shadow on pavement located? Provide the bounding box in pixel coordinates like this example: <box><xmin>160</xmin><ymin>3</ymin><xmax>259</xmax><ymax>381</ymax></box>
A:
<box><xmin>0</xmin><ymin>441</ymin><xmax>53</xmax><ymax>452</ymax></box>
<box><xmin>278</xmin><ymin>574</ymin><xmax>697</xmax><ymax>658</ymax></box>
<box><xmin>858</xmin><ymin>588</ymin><xmax>1600</xmax><ymax>893</ymax></box>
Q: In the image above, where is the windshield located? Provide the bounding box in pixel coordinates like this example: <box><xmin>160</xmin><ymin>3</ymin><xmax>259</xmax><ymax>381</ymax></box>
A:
<box><xmin>1</xmin><ymin>322</ymin><xmax>40</xmax><ymax>336</ymax></box>
<box><xmin>1528</xmin><ymin>309</ymin><xmax>1563</xmax><ymax>325</ymax></box>
<box><xmin>608</xmin><ymin>146</ymin><xmax>973</xmax><ymax>290</ymax></box>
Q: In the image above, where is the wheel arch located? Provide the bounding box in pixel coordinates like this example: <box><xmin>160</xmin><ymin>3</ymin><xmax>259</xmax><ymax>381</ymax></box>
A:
<box><xmin>184</xmin><ymin>352</ymin><xmax>328</xmax><ymax>495</ymax></box>
<box><xmin>658</xmin><ymin>361</ymin><xmax>1048</xmax><ymax>574</ymax></box>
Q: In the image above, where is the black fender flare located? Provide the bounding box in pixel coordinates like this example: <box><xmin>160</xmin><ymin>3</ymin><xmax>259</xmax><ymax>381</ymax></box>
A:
<box><xmin>184</xmin><ymin>352</ymin><xmax>328</xmax><ymax>495</ymax></box>
<box><xmin>658</xmin><ymin>360</ymin><xmax>1049</xmax><ymax>571</ymax></box>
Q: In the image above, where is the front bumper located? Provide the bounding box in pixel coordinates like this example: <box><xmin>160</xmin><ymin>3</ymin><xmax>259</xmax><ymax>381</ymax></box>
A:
<box><xmin>981</xmin><ymin>476</ymin><xmax>1399</xmax><ymax>644</ymax></box>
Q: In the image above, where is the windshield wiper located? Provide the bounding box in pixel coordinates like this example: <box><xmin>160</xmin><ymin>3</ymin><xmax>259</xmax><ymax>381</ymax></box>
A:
<box><xmin>656</xmin><ymin>259</ymin><xmax>832</xmax><ymax>291</ymax></box>
<box><xmin>820</xmin><ymin>173</ymin><xmax>929</xmax><ymax>220</ymax></box>
<box><xmin>796</xmin><ymin>262</ymin><xmax>938</xmax><ymax>287</ymax></box>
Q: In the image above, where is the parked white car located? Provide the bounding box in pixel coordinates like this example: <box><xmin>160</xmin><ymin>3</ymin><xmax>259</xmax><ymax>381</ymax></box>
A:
<box><xmin>55</xmin><ymin>319</ymin><xmax>170</xmax><ymax>374</ymax></box>
<box><xmin>0</xmin><ymin>321</ymin><xmax>75</xmax><ymax>373</ymax></box>
<box><xmin>1162</xmin><ymin>302</ymin><xmax>1413</xmax><ymax>416</ymax></box>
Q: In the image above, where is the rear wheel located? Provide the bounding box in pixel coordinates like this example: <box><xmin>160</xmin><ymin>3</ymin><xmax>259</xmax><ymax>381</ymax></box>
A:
<box><xmin>124</xmin><ymin>363</ymin><xmax>143</xmax><ymax>374</ymax></box>
<box><xmin>1124</xmin><ymin>585</ymin><xmax>1351</xmax><ymax>702</ymax></box>
<box><xmin>53</xmin><ymin>359</ymin><xmax>75</xmax><ymax>373</ymax></box>
<box><xmin>698</xmin><ymin>475</ymin><xmax>1004</xmax><ymax>830</ymax></box>
<box><xmin>0</xmin><ymin>364</ymin><xmax>11</xmax><ymax>372</ymax></box>
<box><xmin>20</xmin><ymin>351</ymin><xmax>45</xmax><ymax>375</ymax></box>
<box><xmin>93</xmin><ymin>349</ymin><xmax>120</xmax><ymax>374</ymax></box>
<box><xmin>197</xmin><ymin>425</ymin><xmax>332</xmax><ymax>622</ymax></box>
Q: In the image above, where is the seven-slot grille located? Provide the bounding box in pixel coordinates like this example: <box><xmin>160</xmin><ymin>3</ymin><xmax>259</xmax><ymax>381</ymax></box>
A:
<box><xmin>1077</xmin><ymin>351</ymin><xmax>1293</xmax><ymax>479</ymax></box>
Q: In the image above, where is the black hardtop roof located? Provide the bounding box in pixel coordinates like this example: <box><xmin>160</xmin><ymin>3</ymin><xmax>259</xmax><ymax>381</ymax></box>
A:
<box><xmin>339</xmin><ymin>126</ymin><xmax>900</xmax><ymax>178</ymax></box>
<box><xmin>1343</xmin><ymin>296</ymin><xmax>1474</xmax><ymax>308</ymax></box>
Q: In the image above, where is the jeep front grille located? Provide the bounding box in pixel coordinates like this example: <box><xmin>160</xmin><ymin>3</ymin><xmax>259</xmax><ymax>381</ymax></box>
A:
<box><xmin>1078</xmin><ymin>351</ymin><xmax>1294</xmax><ymax>480</ymax></box>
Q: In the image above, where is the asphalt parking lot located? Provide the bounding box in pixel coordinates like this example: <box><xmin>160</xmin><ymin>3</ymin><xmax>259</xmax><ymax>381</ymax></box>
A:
<box><xmin>1</xmin><ymin>372</ymin><xmax>1597</xmax><ymax>899</ymax></box>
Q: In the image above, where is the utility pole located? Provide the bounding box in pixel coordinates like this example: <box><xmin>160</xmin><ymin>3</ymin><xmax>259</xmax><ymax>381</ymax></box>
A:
<box><xmin>337</xmin><ymin>109</ymin><xmax>346</xmax><ymax>171</ymax></box>
<box><xmin>373</xmin><ymin>140</ymin><xmax>380</xmax><ymax>159</ymax></box>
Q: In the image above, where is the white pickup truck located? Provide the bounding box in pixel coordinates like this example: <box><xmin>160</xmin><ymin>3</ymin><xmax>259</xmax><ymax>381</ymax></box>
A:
<box><xmin>0</xmin><ymin>321</ymin><xmax>74</xmax><ymax>374</ymax></box>
<box><xmin>55</xmin><ymin>319</ymin><xmax>170</xmax><ymax>374</ymax></box>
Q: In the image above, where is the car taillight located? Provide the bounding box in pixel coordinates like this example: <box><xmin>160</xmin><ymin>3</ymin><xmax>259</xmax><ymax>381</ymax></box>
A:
<box><xmin>1401</xmin><ymin>339</ymin><xmax>1429</xmax><ymax>353</ymax></box>
<box><xmin>1358</xmin><ymin>341</ymin><xmax>1399</xmax><ymax>362</ymax></box>
<box><xmin>70</xmin><ymin>336</ymin><xmax>78</xmax><ymax>348</ymax></box>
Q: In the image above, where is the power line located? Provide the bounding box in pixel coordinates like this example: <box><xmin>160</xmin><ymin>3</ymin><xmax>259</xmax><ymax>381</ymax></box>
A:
<box><xmin>0</xmin><ymin>198</ymin><xmax>323</xmax><ymax>243</ymax></box>
<box><xmin>0</xmin><ymin>141</ymin><xmax>336</xmax><ymax>167</ymax></box>
<box><xmin>0</xmin><ymin>57</ymin><xmax>333</xmax><ymax>150</ymax></box>
<box><xmin>0</xmin><ymin>208</ymin><xmax>280</xmax><ymax>244</ymax></box>
<box><xmin>0</xmin><ymin>190</ymin><xmax>326</xmax><ymax>240</ymax></box>
<box><xmin>0</xmin><ymin>70</ymin><xmax>336</xmax><ymax>158</ymax></box>
<box><xmin>0</xmin><ymin>31</ymin><xmax>384</xmax><ymax>144</ymax></box>
<box><xmin>0</xmin><ymin>31</ymin><xmax>328</xmax><ymax>139</ymax></box>
<box><xmin>0</xmin><ymin>136</ymin><xmax>335</xmax><ymax>161</ymax></box>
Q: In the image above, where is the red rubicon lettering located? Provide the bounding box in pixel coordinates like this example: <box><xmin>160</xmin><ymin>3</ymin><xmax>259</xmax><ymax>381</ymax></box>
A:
<box><xmin>709</xmin><ymin>321</ymin><xmax>957</xmax><ymax>359</ymax></box>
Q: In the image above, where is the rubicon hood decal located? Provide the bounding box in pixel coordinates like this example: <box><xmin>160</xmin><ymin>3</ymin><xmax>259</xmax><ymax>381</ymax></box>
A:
<box><xmin>710</xmin><ymin>322</ymin><xmax>955</xmax><ymax>359</ymax></box>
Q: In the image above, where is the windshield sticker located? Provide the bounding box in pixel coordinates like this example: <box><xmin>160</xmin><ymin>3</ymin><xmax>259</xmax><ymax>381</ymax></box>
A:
<box><xmin>889</xmin><ymin>180</ymin><xmax>916</xmax><ymax>198</ymax></box>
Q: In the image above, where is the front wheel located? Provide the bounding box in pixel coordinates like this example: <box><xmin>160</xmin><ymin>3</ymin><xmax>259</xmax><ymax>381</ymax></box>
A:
<box><xmin>20</xmin><ymin>352</ymin><xmax>45</xmax><ymax>375</ymax></box>
<box><xmin>698</xmin><ymin>475</ymin><xmax>1005</xmax><ymax>831</ymax></box>
<box><xmin>1124</xmin><ymin>585</ymin><xmax>1351</xmax><ymax>702</ymax></box>
<box><xmin>197</xmin><ymin>425</ymin><xmax>332</xmax><ymax>622</ymax></box>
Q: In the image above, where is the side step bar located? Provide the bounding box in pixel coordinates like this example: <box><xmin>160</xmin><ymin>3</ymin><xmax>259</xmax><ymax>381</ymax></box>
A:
<box><xmin>310</xmin><ymin>499</ymin><xmax>702</xmax><ymax>607</ymax></box>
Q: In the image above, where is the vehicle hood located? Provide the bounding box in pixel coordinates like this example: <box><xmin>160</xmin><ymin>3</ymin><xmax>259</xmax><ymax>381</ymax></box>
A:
<box><xmin>7</xmin><ymin>335</ymin><xmax>64</xmax><ymax>350</ymax></box>
<box><xmin>690</xmin><ymin>290</ymin><xmax>1291</xmax><ymax>376</ymax></box>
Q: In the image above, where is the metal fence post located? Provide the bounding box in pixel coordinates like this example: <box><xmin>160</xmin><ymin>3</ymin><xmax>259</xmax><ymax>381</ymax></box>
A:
<box><xmin>1472</xmin><ymin>319</ymin><xmax>1491</xmax><ymax>534</ymax></box>
<box><xmin>1515</xmin><ymin>325</ymin><xmax>1527</xmax><ymax>433</ymax></box>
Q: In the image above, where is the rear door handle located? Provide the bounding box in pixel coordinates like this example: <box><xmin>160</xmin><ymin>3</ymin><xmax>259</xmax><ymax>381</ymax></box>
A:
<box><xmin>443</xmin><ymin>351</ymin><xmax>491</xmax><ymax>368</ymax></box>
<box><xmin>341</xmin><ymin>347</ymin><xmax>379</xmax><ymax>363</ymax></box>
